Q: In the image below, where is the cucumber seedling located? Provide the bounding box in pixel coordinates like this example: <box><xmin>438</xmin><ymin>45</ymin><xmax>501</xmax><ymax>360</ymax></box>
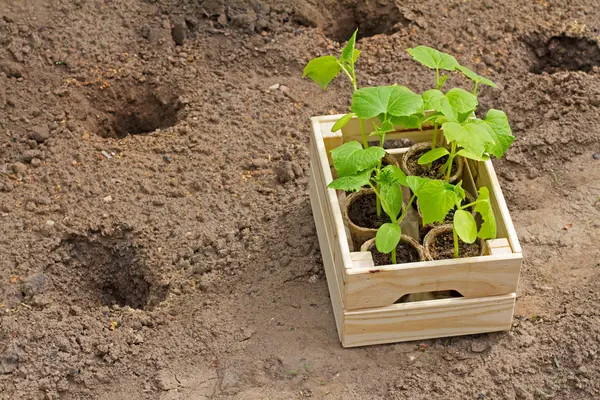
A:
<box><xmin>328</xmin><ymin>157</ymin><xmax>416</xmax><ymax>264</ymax></box>
<box><xmin>412</xmin><ymin>177</ymin><xmax>496</xmax><ymax>258</ymax></box>
<box><xmin>406</xmin><ymin>45</ymin><xmax>514</xmax><ymax>180</ymax></box>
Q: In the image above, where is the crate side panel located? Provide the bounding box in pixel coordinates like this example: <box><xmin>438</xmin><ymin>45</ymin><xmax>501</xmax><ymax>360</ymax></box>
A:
<box><xmin>342</xmin><ymin>294</ymin><xmax>516</xmax><ymax>347</ymax></box>
<box><xmin>344</xmin><ymin>254</ymin><xmax>521</xmax><ymax>310</ymax></box>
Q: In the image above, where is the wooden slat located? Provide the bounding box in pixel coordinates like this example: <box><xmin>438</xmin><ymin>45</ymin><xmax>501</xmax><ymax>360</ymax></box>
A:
<box><xmin>342</xmin><ymin>294</ymin><xmax>516</xmax><ymax>347</ymax></box>
<box><xmin>487</xmin><ymin>238</ymin><xmax>513</xmax><ymax>256</ymax></box>
<box><xmin>308</xmin><ymin>174</ymin><xmax>344</xmax><ymax>340</ymax></box>
<box><xmin>470</xmin><ymin>159</ymin><xmax>522</xmax><ymax>253</ymax></box>
<box><xmin>343</xmin><ymin>253</ymin><xmax>522</xmax><ymax>310</ymax></box>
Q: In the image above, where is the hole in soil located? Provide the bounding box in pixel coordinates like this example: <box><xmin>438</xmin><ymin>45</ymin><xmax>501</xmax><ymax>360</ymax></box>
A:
<box><xmin>528</xmin><ymin>34</ymin><xmax>600</xmax><ymax>74</ymax></box>
<box><xmin>325</xmin><ymin>2</ymin><xmax>407</xmax><ymax>41</ymax></box>
<box><xmin>395</xmin><ymin>290</ymin><xmax>463</xmax><ymax>303</ymax></box>
<box><xmin>93</xmin><ymin>83</ymin><xmax>182</xmax><ymax>138</ymax></box>
<box><xmin>60</xmin><ymin>228</ymin><xmax>168</xmax><ymax>309</ymax></box>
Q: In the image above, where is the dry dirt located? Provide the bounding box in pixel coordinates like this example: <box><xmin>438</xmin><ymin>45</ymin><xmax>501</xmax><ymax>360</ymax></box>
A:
<box><xmin>1</xmin><ymin>0</ymin><xmax>600</xmax><ymax>399</ymax></box>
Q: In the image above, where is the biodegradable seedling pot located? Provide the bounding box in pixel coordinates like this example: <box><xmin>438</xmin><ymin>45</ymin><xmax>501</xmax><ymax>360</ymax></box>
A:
<box><xmin>401</xmin><ymin>142</ymin><xmax>464</xmax><ymax>183</ymax></box>
<box><xmin>343</xmin><ymin>188</ymin><xmax>405</xmax><ymax>251</ymax></box>
<box><xmin>423</xmin><ymin>224</ymin><xmax>485</xmax><ymax>260</ymax></box>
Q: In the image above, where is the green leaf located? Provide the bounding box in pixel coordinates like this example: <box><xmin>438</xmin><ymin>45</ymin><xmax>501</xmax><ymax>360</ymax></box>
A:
<box><xmin>375</xmin><ymin>223</ymin><xmax>402</xmax><ymax>255</ymax></box>
<box><xmin>302</xmin><ymin>56</ymin><xmax>342</xmax><ymax>90</ymax></box>
<box><xmin>446</xmin><ymin>88</ymin><xmax>478</xmax><ymax>116</ymax></box>
<box><xmin>405</xmin><ymin>175</ymin><xmax>430</xmax><ymax>195</ymax></box>
<box><xmin>484</xmin><ymin>109</ymin><xmax>514</xmax><ymax>158</ymax></box>
<box><xmin>438</xmin><ymin>74</ymin><xmax>450</xmax><ymax>89</ymax></box>
<box><xmin>415</xmin><ymin>180</ymin><xmax>464</xmax><ymax>225</ymax></box>
<box><xmin>418</xmin><ymin>147</ymin><xmax>449</xmax><ymax>164</ymax></box>
<box><xmin>340</xmin><ymin>30</ymin><xmax>358</xmax><ymax>65</ymax></box>
<box><xmin>327</xmin><ymin>170</ymin><xmax>372</xmax><ymax>192</ymax></box>
<box><xmin>474</xmin><ymin>187</ymin><xmax>496</xmax><ymax>239</ymax></box>
<box><xmin>456</xmin><ymin>149</ymin><xmax>491</xmax><ymax>162</ymax></box>
<box><xmin>352</xmin><ymin>49</ymin><xmax>360</xmax><ymax>63</ymax></box>
<box><xmin>454</xmin><ymin>210</ymin><xmax>477</xmax><ymax>244</ymax></box>
<box><xmin>442</xmin><ymin>120</ymin><xmax>494</xmax><ymax>158</ymax></box>
<box><xmin>422</xmin><ymin>89</ymin><xmax>454</xmax><ymax>119</ymax></box>
<box><xmin>456</xmin><ymin>65</ymin><xmax>497</xmax><ymax>88</ymax></box>
<box><xmin>332</xmin><ymin>113</ymin><xmax>355</xmax><ymax>132</ymax></box>
<box><xmin>330</xmin><ymin>141</ymin><xmax>386</xmax><ymax>177</ymax></box>
<box><xmin>407</xmin><ymin>46</ymin><xmax>460</xmax><ymax>71</ymax></box>
<box><xmin>373</xmin><ymin>165</ymin><xmax>407</xmax><ymax>187</ymax></box>
<box><xmin>351</xmin><ymin>86</ymin><xmax>423</xmax><ymax>119</ymax></box>
<box><xmin>330</xmin><ymin>141</ymin><xmax>362</xmax><ymax>177</ymax></box>
<box><xmin>380</xmin><ymin>183</ymin><xmax>403</xmax><ymax>220</ymax></box>
<box><xmin>390</xmin><ymin>114</ymin><xmax>424</xmax><ymax>129</ymax></box>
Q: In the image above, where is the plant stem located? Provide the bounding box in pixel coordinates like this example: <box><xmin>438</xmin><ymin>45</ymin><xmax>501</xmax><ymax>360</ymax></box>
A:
<box><xmin>444</xmin><ymin>142</ymin><xmax>457</xmax><ymax>181</ymax></box>
<box><xmin>391</xmin><ymin>247</ymin><xmax>397</xmax><ymax>264</ymax></box>
<box><xmin>368</xmin><ymin>182</ymin><xmax>382</xmax><ymax>218</ymax></box>
<box><xmin>359</xmin><ymin>119</ymin><xmax>368</xmax><ymax>148</ymax></box>
<box><xmin>398</xmin><ymin>194</ymin><xmax>416</xmax><ymax>224</ymax></box>
<box><xmin>435</xmin><ymin>68</ymin><xmax>440</xmax><ymax>89</ymax></box>
<box><xmin>473</xmin><ymin>82</ymin><xmax>479</xmax><ymax>96</ymax></box>
<box><xmin>452</xmin><ymin>224</ymin><xmax>460</xmax><ymax>258</ymax></box>
<box><xmin>431</xmin><ymin>123</ymin><xmax>438</xmax><ymax>150</ymax></box>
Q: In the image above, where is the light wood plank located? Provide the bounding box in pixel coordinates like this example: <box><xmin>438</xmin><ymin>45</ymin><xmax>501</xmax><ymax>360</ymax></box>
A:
<box><xmin>344</xmin><ymin>253</ymin><xmax>521</xmax><ymax>310</ymax></box>
<box><xmin>487</xmin><ymin>238</ymin><xmax>513</xmax><ymax>256</ymax></box>
<box><xmin>342</xmin><ymin>294</ymin><xmax>516</xmax><ymax>347</ymax></box>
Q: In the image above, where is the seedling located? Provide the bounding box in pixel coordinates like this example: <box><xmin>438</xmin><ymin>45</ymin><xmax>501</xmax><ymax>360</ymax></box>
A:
<box><xmin>412</xmin><ymin>177</ymin><xmax>496</xmax><ymax>258</ymax></box>
<box><xmin>406</xmin><ymin>46</ymin><xmax>514</xmax><ymax>179</ymax></box>
<box><xmin>328</xmin><ymin>149</ymin><xmax>416</xmax><ymax>264</ymax></box>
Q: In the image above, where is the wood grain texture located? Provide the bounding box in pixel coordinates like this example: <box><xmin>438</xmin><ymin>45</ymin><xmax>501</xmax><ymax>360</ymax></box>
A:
<box><xmin>342</xmin><ymin>294</ymin><xmax>516</xmax><ymax>347</ymax></box>
<box><xmin>344</xmin><ymin>253</ymin><xmax>522</xmax><ymax>310</ymax></box>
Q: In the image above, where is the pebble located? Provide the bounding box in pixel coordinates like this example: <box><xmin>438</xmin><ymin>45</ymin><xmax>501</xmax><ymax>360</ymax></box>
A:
<box><xmin>31</xmin><ymin>158</ymin><xmax>41</xmax><ymax>168</ymax></box>
<box><xmin>103</xmin><ymin>195</ymin><xmax>113</xmax><ymax>203</ymax></box>
<box><xmin>12</xmin><ymin>162</ymin><xmax>27</xmax><ymax>174</ymax></box>
<box><xmin>171</xmin><ymin>21</ymin><xmax>186</xmax><ymax>45</ymax></box>
<box><xmin>593</xmin><ymin>153</ymin><xmax>600</xmax><ymax>160</ymax></box>
<box><xmin>29</xmin><ymin>125</ymin><xmax>49</xmax><ymax>142</ymax></box>
<box><xmin>274</xmin><ymin>160</ymin><xmax>295</xmax><ymax>183</ymax></box>
<box><xmin>269</xmin><ymin>83</ymin><xmax>280</xmax><ymax>90</ymax></box>
<box><xmin>101</xmin><ymin>151</ymin><xmax>113</xmax><ymax>160</ymax></box>
<box><xmin>470</xmin><ymin>341</ymin><xmax>489</xmax><ymax>353</ymax></box>
<box><xmin>25</xmin><ymin>201</ymin><xmax>36</xmax><ymax>211</ymax></box>
<box><xmin>279</xmin><ymin>85</ymin><xmax>289</xmax><ymax>93</ymax></box>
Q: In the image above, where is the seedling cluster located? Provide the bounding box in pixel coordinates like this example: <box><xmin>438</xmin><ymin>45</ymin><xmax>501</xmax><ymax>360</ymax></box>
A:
<box><xmin>303</xmin><ymin>31</ymin><xmax>514</xmax><ymax>261</ymax></box>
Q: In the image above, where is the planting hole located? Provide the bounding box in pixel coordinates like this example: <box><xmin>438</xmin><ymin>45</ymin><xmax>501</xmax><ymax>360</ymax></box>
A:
<box><xmin>325</xmin><ymin>2</ymin><xmax>407</xmax><ymax>41</ymax></box>
<box><xmin>59</xmin><ymin>229</ymin><xmax>168</xmax><ymax>310</ymax></box>
<box><xmin>528</xmin><ymin>34</ymin><xmax>600</xmax><ymax>74</ymax></box>
<box><xmin>395</xmin><ymin>290</ymin><xmax>463</xmax><ymax>303</ymax></box>
<box><xmin>93</xmin><ymin>83</ymin><xmax>182</xmax><ymax>138</ymax></box>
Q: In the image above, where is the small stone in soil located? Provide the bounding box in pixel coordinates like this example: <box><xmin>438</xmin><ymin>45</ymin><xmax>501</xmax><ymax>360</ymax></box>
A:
<box><xmin>29</xmin><ymin>125</ymin><xmax>49</xmax><ymax>142</ymax></box>
<box><xmin>593</xmin><ymin>153</ymin><xmax>600</xmax><ymax>160</ymax></box>
<box><xmin>12</xmin><ymin>162</ymin><xmax>27</xmax><ymax>174</ymax></box>
<box><xmin>171</xmin><ymin>22</ymin><xmax>186</xmax><ymax>45</ymax></box>
<box><xmin>274</xmin><ymin>160</ymin><xmax>295</xmax><ymax>183</ymax></box>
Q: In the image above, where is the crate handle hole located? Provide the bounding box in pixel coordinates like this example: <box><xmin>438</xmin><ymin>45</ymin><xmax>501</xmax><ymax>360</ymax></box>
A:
<box><xmin>394</xmin><ymin>290</ymin><xmax>464</xmax><ymax>304</ymax></box>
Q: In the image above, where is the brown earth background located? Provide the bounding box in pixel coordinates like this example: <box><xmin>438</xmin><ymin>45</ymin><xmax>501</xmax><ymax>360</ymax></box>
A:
<box><xmin>1</xmin><ymin>0</ymin><xmax>600</xmax><ymax>399</ymax></box>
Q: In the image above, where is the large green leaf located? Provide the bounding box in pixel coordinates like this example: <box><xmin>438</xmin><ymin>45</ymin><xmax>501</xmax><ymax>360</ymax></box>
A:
<box><xmin>340</xmin><ymin>29</ymin><xmax>358</xmax><ymax>65</ymax></box>
<box><xmin>376</xmin><ymin>223</ymin><xmax>402</xmax><ymax>255</ymax></box>
<box><xmin>456</xmin><ymin>65</ymin><xmax>497</xmax><ymax>88</ymax></box>
<box><xmin>327</xmin><ymin>170</ymin><xmax>372</xmax><ymax>192</ymax></box>
<box><xmin>456</xmin><ymin>149</ymin><xmax>491</xmax><ymax>162</ymax></box>
<box><xmin>330</xmin><ymin>141</ymin><xmax>385</xmax><ymax>177</ymax></box>
<box><xmin>454</xmin><ymin>210</ymin><xmax>477</xmax><ymax>244</ymax></box>
<box><xmin>407</xmin><ymin>46</ymin><xmax>459</xmax><ymax>71</ymax></box>
<box><xmin>302</xmin><ymin>56</ymin><xmax>342</xmax><ymax>90</ymax></box>
<box><xmin>380</xmin><ymin>183</ymin><xmax>403</xmax><ymax>220</ymax></box>
<box><xmin>405</xmin><ymin>175</ymin><xmax>430</xmax><ymax>195</ymax></box>
<box><xmin>351</xmin><ymin>86</ymin><xmax>423</xmax><ymax>119</ymax></box>
<box><xmin>332</xmin><ymin>112</ymin><xmax>355</xmax><ymax>132</ymax></box>
<box><xmin>370</xmin><ymin>119</ymin><xmax>395</xmax><ymax>138</ymax></box>
<box><xmin>474</xmin><ymin>187</ymin><xmax>496</xmax><ymax>239</ymax></box>
<box><xmin>417</xmin><ymin>147</ymin><xmax>449</xmax><ymax>165</ymax></box>
<box><xmin>484</xmin><ymin>109</ymin><xmax>514</xmax><ymax>158</ymax></box>
<box><xmin>422</xmin><ymin>89</ymin><xmax>454</xmax><ymax>119</ymax></box>
<box><xmin>414</xmin><ymin>179</ymin><xmax>464</xmax><ymax>225</ymax></box>
<box><xmin>442</xmin><ymin>120</ymin><xmax>494</xmax><ymax>158</ymax></box>
<box><xmin>446</xmin><ymin>88</ymin><xmax>478</xmax><ymax>116</ymax></box>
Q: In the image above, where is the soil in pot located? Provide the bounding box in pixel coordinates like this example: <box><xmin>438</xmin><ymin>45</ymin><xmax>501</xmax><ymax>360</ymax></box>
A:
<box><xmin>424</xmin><ymin>225</ymin><xmax>484</xmax><ymax>260</ymax></box>
<box><xmin>401</xmin><ymin>142</ymin><xmax>462</xmax><ymax>182</ymax></box>
<box><xmin>362</xmin><ymin>236</ymin><xmax>424</xmax><ymax>266</ymax></box>
<box><xmin>347</xmin><ymin>191</ymin><xmax>391</xmax><ymax>230</ymax></box>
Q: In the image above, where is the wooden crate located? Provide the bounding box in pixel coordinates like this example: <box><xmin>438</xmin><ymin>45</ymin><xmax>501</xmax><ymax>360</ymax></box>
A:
<box><xmin>308</xmin><ymin>114</ymin><xmax>523</xmax><ymax>347</ymax></box>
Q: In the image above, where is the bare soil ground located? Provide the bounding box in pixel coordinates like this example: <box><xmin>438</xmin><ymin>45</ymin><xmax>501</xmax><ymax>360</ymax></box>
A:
<box><xmin>1</xmin><ymin>0</ymin><xmax>600</xmax><ymax>399</ymax></box>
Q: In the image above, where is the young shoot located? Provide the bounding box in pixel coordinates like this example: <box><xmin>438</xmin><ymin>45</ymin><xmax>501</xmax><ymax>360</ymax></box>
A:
<box><xmin>410</xmin><ymin>178</ymin><xmax>496</xmax><ymax>258</ymax></box>
<box><xmin>329</xmin><ymin>161</ymin><xmax>415</xmax><ymax>264</ymax></box>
